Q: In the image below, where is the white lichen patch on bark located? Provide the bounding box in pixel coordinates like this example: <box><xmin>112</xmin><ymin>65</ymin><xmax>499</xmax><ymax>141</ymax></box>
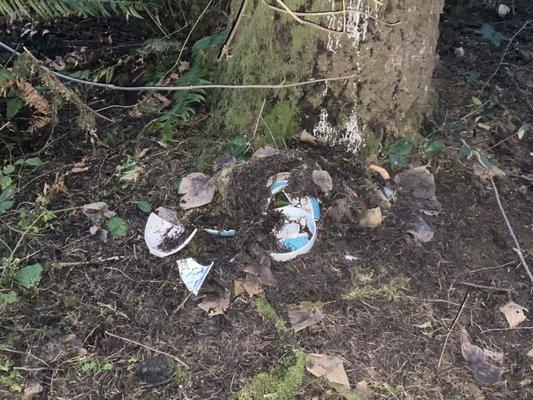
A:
<box><xmin>312</xmin><ymin>107</ymin><xmax>364</xmax><ymax>154</ymax></box>
<box><xmin>327</xmin><ymin>0</ymin><xmax>380</xmax><ymax>52</ymax></box>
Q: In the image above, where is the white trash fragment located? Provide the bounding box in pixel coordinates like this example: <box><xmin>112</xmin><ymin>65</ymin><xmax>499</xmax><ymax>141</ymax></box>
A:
<box><xmin>454</xmin><ymin>47</ymin><xmax>466</xmax><ymax>58</ymax></box>
<box><xmin>498</xmin><ymin>4</ymin><xmax>510</xmax><ymax>17</ymax></box>
<box><xmin>407</xmin><ymin>216</ymin><xmax>434</xmax><ymax>243</ymax></box>
<box><xmin>177</xmin><ymin>258</ymin><xmax>214</xmax><ymax>295</ymax></box>
<box><xmin>178</xmin><ymin>172</ymin><xmax>215</xmax><ymax>210</ymax></box>
<box><xmin>271</xmin><ymin>206</ymin><xmax>318</xmax><ymax>262</ymax></box>
<box><xmin>144</xmin><ymin>211</ymin><xmax>197</xmax><ymax>258</ymax></box>
<box><xmin>204</xmin><ymin>228</ymin><xmax>236</xmax><ymax>237</ymax></box>
<box><xmin>345</xmin><ymin>254</ymin><xmax>358</xmax><ymax>261</ymax></box>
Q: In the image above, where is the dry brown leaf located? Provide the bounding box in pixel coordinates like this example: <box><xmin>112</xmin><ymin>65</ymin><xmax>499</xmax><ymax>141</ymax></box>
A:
<box><xmin>369</xmin><ymin>164</ymin><xmax>390</xmax><ymax>180</ymax></box>
<box><xmin>312</xmin><ymin>170</ymin><xmax>333</xmax><ymax>193</ymax></box>
<box><xmin>288</xmin><ymin>307</ymin><xmax>324</xmax><ymax>332</ymax></box>
<box><xmin>178</xmin><ymin>173</ymin><xmax>215</xmax><ymax>210</ymax></box>
<box><xmin>252</xmin><ymin>146</ymin><xmax>280</xmax><ymax>159</ymax></box>
<box><xmin>234</xmin><ymin>280</ymin><xmax>246</xmax><ymax>296</ymax></box>
<box><xmin>70</xmin><ymin>158</ymin><xmax>89</xmax><ymax>173</ymax></box>
<box><xmin>43</xmin><ymin>172</ymin><xmax>67</xmax><ymax>201</ymax></box>
<box><xmin>306</xmin><ymin>353</ymin><xmax>350</xmax><ymax>388</ymax></box>
<box><xmin>498</xmin><ymin>302</ymin><xmax>528</xmax><ymax>328</ymax></box>
<box><xmin>297</xmin><ymin>130</ymin><xmax>322</xmax><ymax>146</ymax></box>
<box><xmin>394</xmin><ymin>166</ymin><xmax>435</xmax><ymax>200</ymax></box>
<box><xmin>460</xmin><ymin>329</ymin><xmax>503</xmax><ymax>385</ymax></box>
<box><xmin>197</xmin><ymin>292</ymin><xmax>230</xmax><ymax>316</ymax></box>
<box><xmin>243</xmin><ymin>276</ymin><xmax>264</xmax><ymax>296</ymax></box>
<box><xmin>358</xmin><ymin>207</ymin><xmax>382</xmax><ymax>228</ymax></box>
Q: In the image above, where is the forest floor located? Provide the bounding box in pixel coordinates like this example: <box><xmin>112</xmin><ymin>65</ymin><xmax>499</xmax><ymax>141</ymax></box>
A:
<box><xmin>0</xmin><ymin>2</ymin><xmax>532</xmax><ymax>400</ymax></box>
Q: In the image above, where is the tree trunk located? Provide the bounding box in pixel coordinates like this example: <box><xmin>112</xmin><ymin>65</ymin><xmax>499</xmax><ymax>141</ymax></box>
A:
<box><xmin>212</xmin><ymin>0</ymin><xmax>444</xmax><ymax>154</ymax></box>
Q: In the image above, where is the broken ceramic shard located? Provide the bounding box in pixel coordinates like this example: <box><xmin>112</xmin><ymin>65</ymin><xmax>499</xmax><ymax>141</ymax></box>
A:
<box><xmin>144</xmin><ymin>208</ymin><xmax>197</xmax><ymax>258</ymax></box>
<box><xmin>269</xmin><ymin>178</ymin><xmax>321</xmax><ymax>220</ymax></box>
<box><xmin>203</xmin><ymin>228</ymin><xmax>236</xmax><ymax>237</ymax></box>
<box><xmin>271</xmin><ymin>206</ymin><xmax>318</xmax><ymax>262</ymax></box>
<box><xmin>177</xmin><ymin>258</ymin><xmax>214</xmax><ymax>295</ymax></box>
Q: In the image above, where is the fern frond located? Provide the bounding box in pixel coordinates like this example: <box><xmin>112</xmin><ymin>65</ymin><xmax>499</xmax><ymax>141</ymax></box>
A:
<box><xmin>0</xmin><ymin>0</ymin><xmax>158</xmax><ymax>21</ymax></box>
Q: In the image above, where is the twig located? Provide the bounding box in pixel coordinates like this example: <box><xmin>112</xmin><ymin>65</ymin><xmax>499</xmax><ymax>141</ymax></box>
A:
<box><xmin>437</xmin><ymin>292</ymin><xmax>469</xmax><ymax>368</ymax></box>
<box><xmin>0</xmin><ymin>41</ymin><xmax>355</xmax><ymax>92</ymax></box>
<box><xmin>160</xmin><ymin>0</ymin><xmax>214</xmax><ymax>82</ymax></box>
<box><xmin>342</xmin><ymin>0</ymin><xmax>347</xmax><ymax>32</ymax></box>
<box><xmin>252</xmin><ymin>98</ymin><xmax>267</xmax><ymax>138</ymax></box>
<box><xmin>274</xmin><ymin>0</ymin><xmax>342</xmax><ymax>34</ymax></box>
<box><xmin>172</xmin><ymin>292</ymin><xmax>192</xmax><ymax>316</ymax></box>
<box><xmin>481</xmin><ymin>326</ymin><xmax>533</xmax><ymax>334</ymax></box>
<box><xmin>104</xmin><ymin>331</ymin><xmax>189</xmax><ymax>369</ymax></box>
<box><xmin>473</xmin><ymin>151</ymin><xmax>533</xmax><ymax>285</ymax></box>
<box><xmin>489</xmin><ymin>176</ymin><xmax>533</xmax><ymax>284</ymax></box>
<box><xmin>457</xmin><ymin>282</ymin><xmax>513</xmax><ymax>292</ymax></box>
<box><xmin>480</xmin><ymin>20</ymin><xmax>530</xmax><ymax>93</ymax></box>
<box><xmin>218</xmin><ymin>0</ymin><xmax>249</xmax><ymax>61</ymax></box>
<box><xmin>52</xmin><ymin>256</ymin><xmax>125</xmax><ymax>268</ymax></box>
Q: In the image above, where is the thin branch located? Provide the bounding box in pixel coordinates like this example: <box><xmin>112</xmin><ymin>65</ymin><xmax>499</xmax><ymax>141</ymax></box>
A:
<box><xmin>438</xmin><ymin>293</ymin><xmax>470</xmax><ymax>368</ymax></box>
<box><xmin>0</xmin><ymin>41</ymin><xmax>355</xmax><ymax>92</ymax></box>
<box><xmin>474</xmin><ymin>151</ymin><xmax>533</xmax><ymax>285</ymax></box>
<box><xmin>253</xmin><ymin>98</ymin><xmax>267</xmax><ymax>138</ymax></box>
<box><xmin>218</xmin><ymin>0</ymin><xmax>249</xmax><ymax>61</ymax></box>
<box><xmin>274</xmin><ymin>0</ymin><xmax>342</xmax><ymax>34</ymax></box>
<box><xmin>104</xmin><ymin>331</ymin><xmax>189</xmax><ymax>369</ymax></box>
<box><xmin>480</xmin><ymin>20</ymin><xmax>530</xmax><ymax>93</ymax></box>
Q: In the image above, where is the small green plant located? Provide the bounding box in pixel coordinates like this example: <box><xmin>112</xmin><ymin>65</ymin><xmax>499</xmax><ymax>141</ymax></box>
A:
<box><xmin>0</xmin><ymin>360</ymin><xmax>22</xmax><ymax>393</ymax></box>
<box><xmin>137</xmin><ymin>200</ymin><xmax>151</xmax><ymax>213</ymax></box>
<box><xmin>387</xmin><ymin>138</ymin><xmax>413</xmax><ymax>168</ymax></box>
<box><xmin>232</xmin><ymin>350</ymin><xmax>306</xmax><ymax>400</ymax></box>
<box><xmin>342</xmin><ymin>276</ymin><xmax>410</xmax><ymax>301</ymax></box>
<box><xmin>107</xmin><ymin>217</ymin><xmax>129</xmax><ymax>238</ymax></box>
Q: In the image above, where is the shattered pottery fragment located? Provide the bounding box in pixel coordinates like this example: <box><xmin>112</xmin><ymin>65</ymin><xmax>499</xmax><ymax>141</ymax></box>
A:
<box><xmin>306</xmin><ymin>353</ymin><xmax>350</xmax><ymax>388</ymax></box>
<box><xmin>271</xmin><ymin>206</ymin><xmax>317</xmax><ymax>262</ymax></box>
<box><xmin>406</xmin><ymin>195</ymin><xmax>442</xmax><ymax>216</ymax></box>
<box><xmin>498</xmin><ymin>302</ymin><xmax>528</xmax><ymax>328</ymax></box>
<box><xmin>197</xmin><ymin>291</ymin><xmax>230</xmax><ymax>316</ymax></box>
<box><xmin>288</xmin><ymin>306</ymin><xmax>324</xmax><ymax>332</ymax></box>
<box><xmin>312</xmin><ymin>169</ymin><xmax>333</xmax><ymax>193</ymax></box>
<box><xmin>178</xmin><ymin>172</ymin><xmax>215</xmax><ymax>210</ymax></box>
<box><xmin>394</xmin><ymin>166</ymin><xmax>435</xmax><ymax>199</ymax></box>
<box><xmin>177</xmin><ymin>258</ymin><xmax>214</xmax><ymax>295</ymax></box>
<box><xmin>358</xmin><ymin>207</ymin><xmax>382</xmax><ymax>228</ymax></box>
<box><xmin>144</xmin><ymin>209</ymin><xmax>197</xmax><ymax>258</ymax></box>
<box><xmin>460</xmin><ymin>329</ymin><xmax>504</xmax><ymax>386</ymax></box>
<box><xmin>407</xmin><ymin>216</ymin><xmax>434</xmax><ymax>243</ymax></box>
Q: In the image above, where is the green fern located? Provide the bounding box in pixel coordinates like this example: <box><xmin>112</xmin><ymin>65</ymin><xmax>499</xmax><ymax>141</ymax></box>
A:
<box><xmin>0</xmin><ymin>0</ymin><xmax>157</xmax><ymax>20</ymax></box>
<box><xmin>139</xmin><ymin>38</ymin><xmax>182</xmax><ymax>55</ymax></box>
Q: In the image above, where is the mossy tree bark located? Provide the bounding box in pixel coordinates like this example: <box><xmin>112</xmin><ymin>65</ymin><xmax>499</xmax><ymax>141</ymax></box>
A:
<box><xmin>212</xmin><ymin>0</ymin><xmax>444</xmax><ymax>154</ymax></box>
